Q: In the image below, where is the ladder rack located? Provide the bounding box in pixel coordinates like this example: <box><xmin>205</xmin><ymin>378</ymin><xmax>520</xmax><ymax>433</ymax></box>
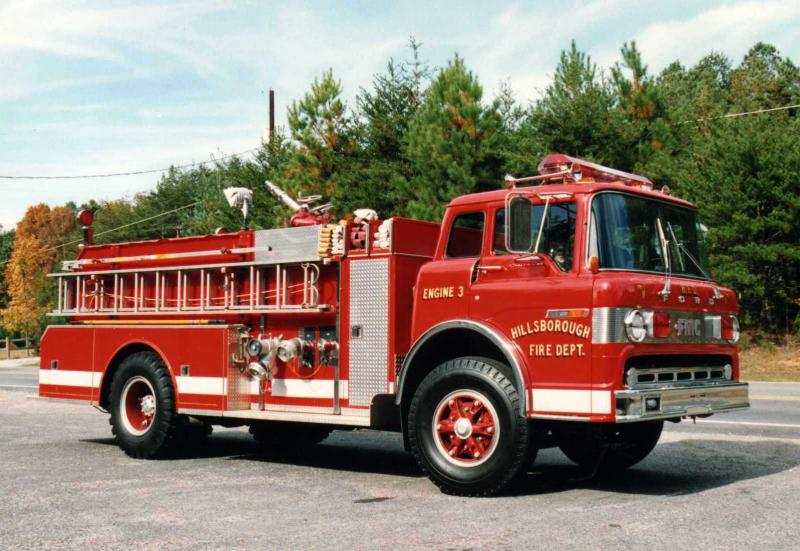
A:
<box><xmin>48</xmin><ymin>260</ymin><xmax>329</xmax><ymax>317</ymax></box>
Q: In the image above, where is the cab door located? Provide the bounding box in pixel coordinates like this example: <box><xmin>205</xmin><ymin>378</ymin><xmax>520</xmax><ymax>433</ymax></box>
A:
<box><xmin>411</xmin><ymin>210</ymin><xmax>485</xmax><ymax>339</ymax></box>
<box><xmin>469</xmin><ymin>201</ymin><xmax>594</xmax><ymax>400</ymax></box>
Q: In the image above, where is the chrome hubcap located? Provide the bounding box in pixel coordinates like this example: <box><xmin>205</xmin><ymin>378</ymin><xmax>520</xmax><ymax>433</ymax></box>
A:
<box><xmin>454</xmin><ymin>418</ymin><xmax>473</xmax><ymax>439</ymax></box>
<box><xmin>120</xmin><ymin>376</ymin><xmax>157</xmax><ymax>436</ymax></box>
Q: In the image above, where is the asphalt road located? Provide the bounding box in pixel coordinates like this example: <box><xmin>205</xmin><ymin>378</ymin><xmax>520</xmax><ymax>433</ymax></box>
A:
<box><xmin>1</xmin><ymin>359</ymin><xmax>798</xmax><ymax>550</ymax></box>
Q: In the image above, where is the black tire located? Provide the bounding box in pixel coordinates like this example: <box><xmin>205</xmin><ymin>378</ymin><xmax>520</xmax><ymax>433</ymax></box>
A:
<box><xmin>526</xmin><ymin>432</ymin><xmax>539</xmax><ymax>471</ymax></box>
<box><xmin>249</xmin><ymin>422</ymin><xmax>332</xmax><ymax>449</ymax></box>
<box><xmin>557</xmin><ymin>420</ymin><xmax>663</xmax><ymax>472</ymax></box>
<box><xmin>407</xmin><ymin>357</ymin><xmax>529</xmax><ymax>496</ymax></box>
<box><xmin>109</xmin><ymin>351</ymin><xmax>180</xmax><ymax>459</ymax></box>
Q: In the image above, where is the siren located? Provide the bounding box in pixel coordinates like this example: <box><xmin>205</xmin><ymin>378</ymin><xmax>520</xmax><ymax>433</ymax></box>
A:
<box><xmin>223</xmin><ymin>187</ymin><xmax>254</xmax><ymax>230</ymax></box>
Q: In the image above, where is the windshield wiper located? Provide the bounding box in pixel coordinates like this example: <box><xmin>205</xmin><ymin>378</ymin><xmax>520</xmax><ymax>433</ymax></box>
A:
<box><xmin>656</xmin><ymin>217</ymin><xmax>671</xmax><ymax>301</ymax></box>
<box><xmin>666</xmin><ymin>222</ymin><xmax>722</xmax><ymax>299</ymax></box>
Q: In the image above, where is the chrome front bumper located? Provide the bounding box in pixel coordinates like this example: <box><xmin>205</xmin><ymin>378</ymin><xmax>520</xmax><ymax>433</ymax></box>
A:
<box><xmin>615</xmin><ymin>382</ymin><xmax>749</xmax><ymax>422</ymax></box>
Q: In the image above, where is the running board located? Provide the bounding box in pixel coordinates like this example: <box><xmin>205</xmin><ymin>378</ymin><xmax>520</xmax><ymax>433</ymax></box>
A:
<box><xmin>178</xmin><ymin>408</ymin><xmax>372</xmax><ymax>427</ymax></box>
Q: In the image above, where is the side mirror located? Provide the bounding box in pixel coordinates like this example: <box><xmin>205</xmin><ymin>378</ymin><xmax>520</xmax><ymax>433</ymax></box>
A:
<box><xmin>506</xmin><ymin>196</ymin><xmax>533</xmax><ymax>253</ymax></box>
<box><xmin>588</xmin><ymin>255</ymin><xmax>600</xmax><ymax>274</ymax></box>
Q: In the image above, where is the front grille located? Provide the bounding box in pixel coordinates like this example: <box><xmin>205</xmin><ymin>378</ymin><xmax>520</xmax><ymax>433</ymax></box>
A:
<box><xmin>624</xmin><ymin>355</ymin><xmax>733</xmax><ymax>388</ymax></box>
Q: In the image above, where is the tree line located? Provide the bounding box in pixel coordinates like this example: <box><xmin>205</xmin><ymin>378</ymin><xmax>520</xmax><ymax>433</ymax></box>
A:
<box><xmin>1</xmin><ymin>39</ymin><xmax>798</xmax><ymax>339</ymax></box>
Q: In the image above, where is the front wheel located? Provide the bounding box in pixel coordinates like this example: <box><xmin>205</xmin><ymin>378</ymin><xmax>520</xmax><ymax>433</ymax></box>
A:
<box><xmin>407</xmin><ymin>357</ymin><xmax>529</xmax><ymax>496</ymax></box>
<box><xmin>557</xmin><ymin>420</ymin><xmax>663</xmax><ymax>472</ymax></box>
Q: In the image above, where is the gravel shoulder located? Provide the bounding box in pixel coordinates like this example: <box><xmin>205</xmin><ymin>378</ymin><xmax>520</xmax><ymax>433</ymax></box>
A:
<box><xmin>1</xmin><ymin>388</ymin><xmax>799</xmax><ymax>550</ymax></box>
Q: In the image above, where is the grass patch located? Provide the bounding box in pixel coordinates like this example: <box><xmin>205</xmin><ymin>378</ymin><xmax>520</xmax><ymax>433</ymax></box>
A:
<box><xmin>740</xmin><ymin>334</ymin><xmax>800</xmax><ymax>382</ymax></box>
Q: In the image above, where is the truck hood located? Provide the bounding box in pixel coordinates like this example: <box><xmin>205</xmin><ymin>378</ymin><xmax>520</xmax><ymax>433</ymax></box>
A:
<box><xmin>592</xmin><ymin>272</ymin><xmax>738</xmax><ymax>316</ymax></box>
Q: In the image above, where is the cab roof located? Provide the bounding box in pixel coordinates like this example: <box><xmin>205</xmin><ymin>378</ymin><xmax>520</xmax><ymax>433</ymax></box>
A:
<box><xmin>447</xmin><ymin>181</ymin><xmax>696</xmax><ymax>209</ymax></box>
<box><xmin>448</xmin><ymin>153</ymin><xmax>696</xmax><ymax>209</ymax></box>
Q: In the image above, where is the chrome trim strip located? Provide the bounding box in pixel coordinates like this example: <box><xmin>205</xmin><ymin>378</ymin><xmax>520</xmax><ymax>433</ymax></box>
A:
<box><xmin>396</xmin><ymin>320</ymin><xmax>528</xmax><ymax>415</ymax></box>
<box><xmin>39</xmin><ymin>324</ymin><xmax>235</xmax><ymax>329</ymax></box>
<box><xmin>36</xmin><ymin>397</ymin><xmax>96</xmax><ymax>407</ymax></box>
<box><xmin>177</xmin><ymin>407</ymin><xmax>371</xmax><ymax>426</ymax></box>
<box><xmin>614</xmin><ymin>382</ymin><xmax>749</xmax><ymax>422</ymax></box>
<box><xmin>529</xmin><ymin>413</ymin><xmax>591</xmax><ymax>422</ymax></box>
<box><xmin>592</xmin><ymin>307</ymin><xmax>629</xmax><ymax>343</ymax></box>
<box><xmin>592</xmin><ymin>307</ymin><xmax>738</xmax><ymax>345</ymax></box>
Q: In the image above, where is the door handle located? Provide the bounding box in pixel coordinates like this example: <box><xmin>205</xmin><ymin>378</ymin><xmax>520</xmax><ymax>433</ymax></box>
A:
<box><xmin>476</xmin><ymin>265</ymin><xmax>503</xmax><ymax>272</ymax></box>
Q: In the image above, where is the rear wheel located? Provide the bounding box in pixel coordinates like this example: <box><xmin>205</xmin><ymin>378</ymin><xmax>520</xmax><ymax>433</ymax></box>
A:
<box><xmin>109</xmin><ymin>351</ymin><xmax>180</xmax><ymax>458</ymax></box>
<box><xmin>407</xmin><ymin>357</ymin><xmax>529</xmax><ymax>496</ymax></box>
<box><xmin>557</xmin><ymin>421</ymin><xmax>663</xmax><ymax>472</ymax></box>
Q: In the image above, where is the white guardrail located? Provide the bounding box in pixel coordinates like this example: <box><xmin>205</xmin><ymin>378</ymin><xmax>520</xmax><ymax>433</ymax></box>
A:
<box><xmin>0</xmin><ymin>337</ymin><xmax>36</xmax><ymax>359</ymax></box>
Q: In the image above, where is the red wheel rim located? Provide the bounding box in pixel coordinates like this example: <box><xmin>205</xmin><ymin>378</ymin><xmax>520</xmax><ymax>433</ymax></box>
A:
<box><xmin>432</xmin><ymin>390</ymin><xmax>499</xmax><ymax>467</ymax></box>
<box><xmin>120</xmin><ymin>376</ymin><xmax>156</xmax><ymax>436</ymax></box>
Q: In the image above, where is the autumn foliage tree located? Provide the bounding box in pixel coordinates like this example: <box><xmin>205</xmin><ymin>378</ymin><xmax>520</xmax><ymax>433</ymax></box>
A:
<box><xmin>2</xmin><ymin>205</ymin><xmax>75</xmax><ymax>336</ymax></box>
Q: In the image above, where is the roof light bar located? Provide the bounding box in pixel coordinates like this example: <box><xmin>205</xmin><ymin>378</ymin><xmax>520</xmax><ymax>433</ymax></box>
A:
<box><xmin>505</xmin><ymin>154</ymin><xmax>654</xmax><ymax>190</ymax></box>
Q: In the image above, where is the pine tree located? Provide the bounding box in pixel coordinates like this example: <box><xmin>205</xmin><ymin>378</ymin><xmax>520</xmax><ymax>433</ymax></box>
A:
<box><xmin>285</xmin><ymin>69</ymin><xmax>358</xmax><ymax>216</ymax></box>
<box><xmin>401</xmin><ymin>55</ymin><xmax>504</xmax><ymax>220</ymax></box>
<box><xmin>526</xmin><ymin>41</ymin><xmax>627</xmax><ymax>169</ymax></box>
<box><xmin>352</xmin><ymin>38</ymin><xmax>430</xmax><ymax>216</ymax></box>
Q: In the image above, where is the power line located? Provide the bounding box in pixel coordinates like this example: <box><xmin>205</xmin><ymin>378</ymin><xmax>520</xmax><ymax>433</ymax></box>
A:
<box><xmin>676</xmin><ymin>103</ymin><xmax>800</xmax><ymax>125</ymax></box>
<box><xmin>0</xmin><ymin>201</ymin><xmax>203</xmax><ymax>266</ymax></box>
<box><xmin>47</xmin><ymin>201</ymin><xmax>203</xmax><ymax>252</ymax></box>
<box><xmin>1</xmin><ymin>99</ymin><xmax>797</xmax><ymax>180</ymax></box>
<box><xmin>0</xmin><ymin>147</ymin><xmax>261</xmax><ymax>180</ymax></box>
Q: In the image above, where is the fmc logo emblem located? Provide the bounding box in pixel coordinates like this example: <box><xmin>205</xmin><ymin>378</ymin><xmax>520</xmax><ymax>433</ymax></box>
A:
<box><xmin>675</xmin><ymin>318</ymin><xmax>702</xmax><ymax>337</ymax></box>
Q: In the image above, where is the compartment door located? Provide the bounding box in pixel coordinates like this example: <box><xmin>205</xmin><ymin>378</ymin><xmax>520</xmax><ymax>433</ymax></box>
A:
<box><xmin>347</xmin><ymin>258</ymin><xmax>390</xmax><ymax>407</ymax></box>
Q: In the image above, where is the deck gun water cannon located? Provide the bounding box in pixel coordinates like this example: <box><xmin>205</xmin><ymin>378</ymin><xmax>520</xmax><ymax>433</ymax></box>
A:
<box><xmin>265</xmin><ymin>180</ymin><xmax>333</xmax><ymax>227</ymax></box>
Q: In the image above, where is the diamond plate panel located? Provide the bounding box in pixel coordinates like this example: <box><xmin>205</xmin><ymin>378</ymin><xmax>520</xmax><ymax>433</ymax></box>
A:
<box><xmin>227</xmin><ymin>326</ymin><xmax>252</xmax><ymax>410</ymax></box>
<box><xmin>348</xmin><ymin>258</ymin><xmax>389</xmax><ymax>406</ymax></box>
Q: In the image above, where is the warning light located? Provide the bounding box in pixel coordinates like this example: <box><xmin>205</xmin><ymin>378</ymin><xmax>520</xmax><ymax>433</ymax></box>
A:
<box><xmin>77</xmin><ymin>209</ymin><xmax>94</xmax><ymax>227</ymax></box>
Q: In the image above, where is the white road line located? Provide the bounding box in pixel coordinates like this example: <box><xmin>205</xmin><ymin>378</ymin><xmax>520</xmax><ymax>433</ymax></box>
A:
<box><xmin>750</xmin><ymin>395</ymin><xmax>800</xmax><ymax>401</ymax></box>
<box><xmin>698</xmin><ymin>419</ymin><xmax>800</xmax><ymax>430</ymax></box>
<box><xmin>662</xmin><ymin>431</ymin><xmax>800</xmax><ymax>444</ymax></box>
<box><xmin>0</xmin><ymin>384</ymin><xmax>37</xmax><ymax>390</ymax></box>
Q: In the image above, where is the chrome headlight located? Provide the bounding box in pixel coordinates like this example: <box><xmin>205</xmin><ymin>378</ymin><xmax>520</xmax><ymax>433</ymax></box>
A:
<box><xmin>729</xmin><ymin>316</ymin><xmax>740</xmax><ymax>344</ymax></box>
<box><xmin>721</xmin><ymin>315</ymin><xmax>740</xmax><ymax>344</ymax></box>
<box><xmin>624</xmin><ymin>309</ymin><xmax>648</xmax><ymax>343</ymax></box>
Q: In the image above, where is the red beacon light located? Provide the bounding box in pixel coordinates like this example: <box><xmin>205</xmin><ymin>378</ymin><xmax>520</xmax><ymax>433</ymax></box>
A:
<box><xmin>77</xmin><ymin>209</ymin><xmax>94</xmax><ymax>227</ymax></box>
<box><xmin>77</xmin><ymin>209</ymin><xmax>94</xmax><ymax>246</ymax></box>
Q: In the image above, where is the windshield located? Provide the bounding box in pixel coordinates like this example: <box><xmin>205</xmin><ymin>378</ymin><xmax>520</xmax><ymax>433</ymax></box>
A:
<box><xmin>589</xmin><ymin>192</ymin><xmax>710</xmax><ymax>279</ymax></box>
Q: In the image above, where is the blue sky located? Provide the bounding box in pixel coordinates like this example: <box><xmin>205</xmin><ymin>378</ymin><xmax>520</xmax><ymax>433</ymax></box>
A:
<box><xmin>1</xmin><ymin>0</ymin><xmax>798</xmax><ymax>230</ymax></box>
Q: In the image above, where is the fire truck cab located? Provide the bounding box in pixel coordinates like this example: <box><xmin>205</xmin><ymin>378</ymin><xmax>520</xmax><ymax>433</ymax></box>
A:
<box><xmin>39</xmin><ymin>154</ymin><xmax>749</xmax><ymax>496</ymax></box>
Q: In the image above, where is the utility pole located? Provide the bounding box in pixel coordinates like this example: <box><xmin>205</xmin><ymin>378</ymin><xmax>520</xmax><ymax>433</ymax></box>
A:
<box><xmin>268</xmin><ymin>89</ymin><xmax>275</xmax><ymax>144</ymax></box>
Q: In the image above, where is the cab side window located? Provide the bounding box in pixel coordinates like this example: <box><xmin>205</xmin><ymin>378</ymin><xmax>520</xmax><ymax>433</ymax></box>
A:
<box><xmin>493</xmin><ymin>203</ymin><xmax>577</xmax><ymax>271</ymax></box>
<box><xmin>446</xmin><ymin>211</ymin><xmax>485</xmax><ymax>258</ymax></box>
<box><xmin>493</xmin><ymin>208</ymin><xmax>509</xmax><ymax>255</ymax></box>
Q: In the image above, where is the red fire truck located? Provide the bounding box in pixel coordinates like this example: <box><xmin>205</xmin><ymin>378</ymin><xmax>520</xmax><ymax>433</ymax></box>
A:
<box><xmin>39</xmin><ymin>154</ymin><xmax>749</xmax><ymax>495</ymax></box>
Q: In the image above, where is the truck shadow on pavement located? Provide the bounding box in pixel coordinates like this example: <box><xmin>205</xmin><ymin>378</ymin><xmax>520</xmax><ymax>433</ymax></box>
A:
<box><xmin>82</xmin><ymin>432</ymin><xmax>800</xmax><ymax>496</ymax></box>
<box><xmin>511</xmin><ymin>439</ymin><xmax>800</xmax><ymax>497</ymax></box>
